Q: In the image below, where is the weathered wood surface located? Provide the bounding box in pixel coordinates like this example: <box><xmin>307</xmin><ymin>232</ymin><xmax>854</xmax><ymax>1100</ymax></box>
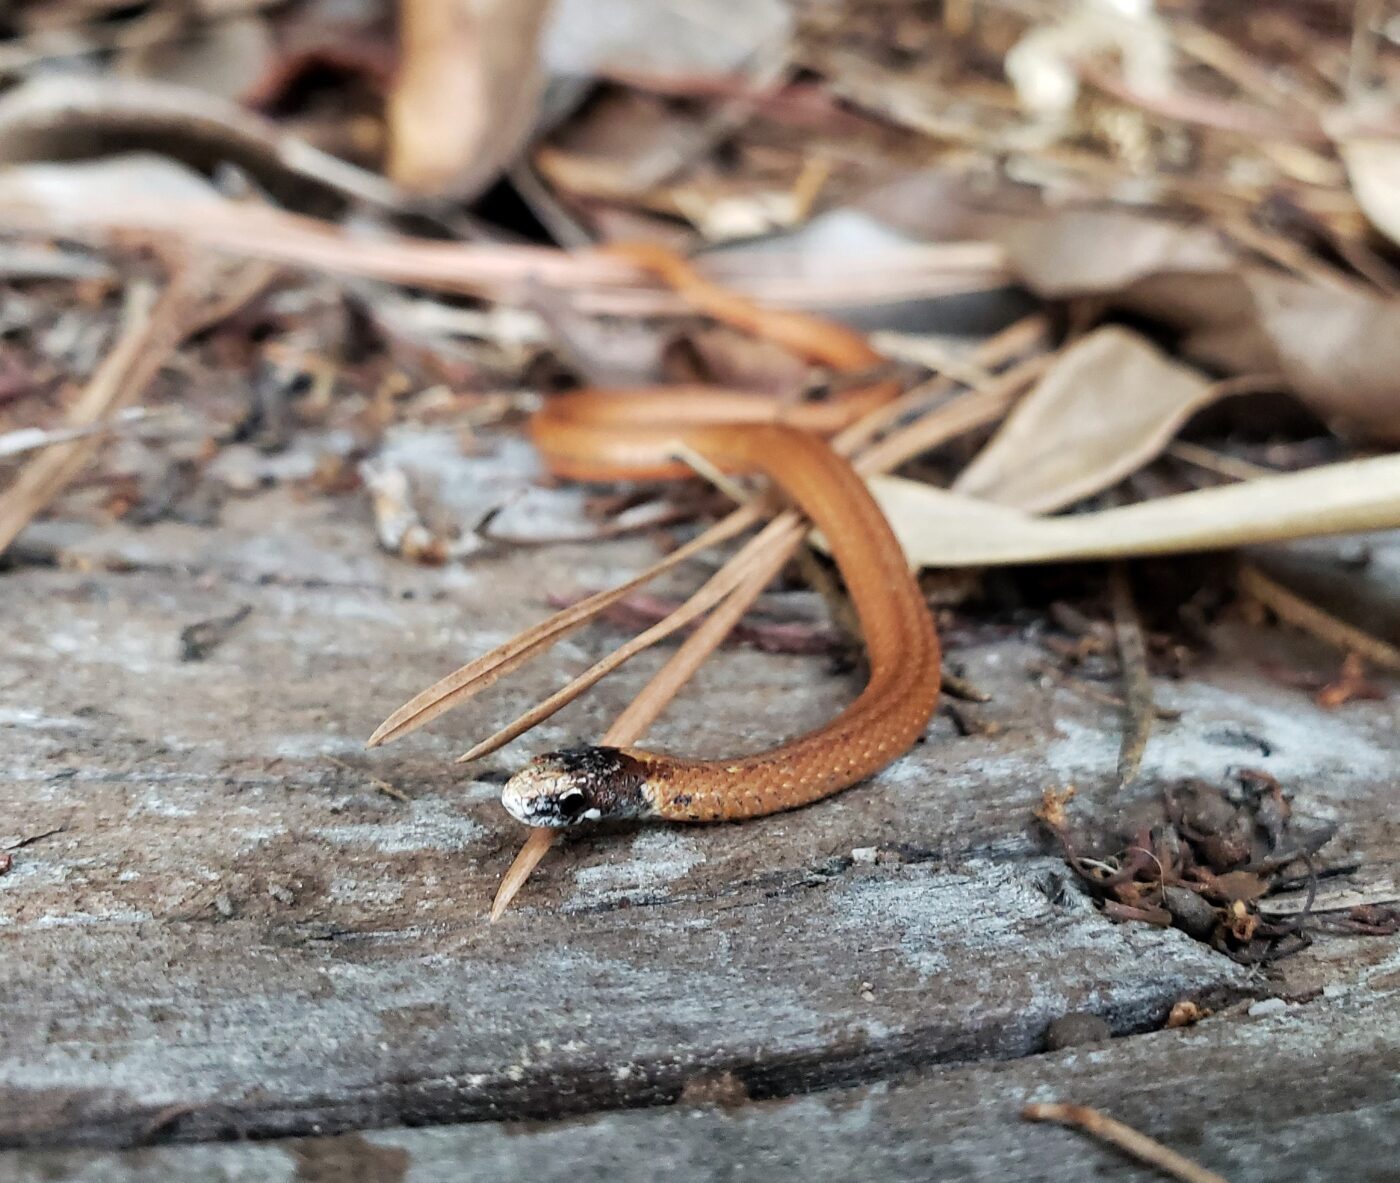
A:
<box><xmin>2</xmin><ymin>430</ymin><xmax>1398</xmax><ymax>1175</ymax></box>
<box><xmin>5</xmin><ymin>972</ymin><xmax>1400</xmax><ymax>1183</ymax></box>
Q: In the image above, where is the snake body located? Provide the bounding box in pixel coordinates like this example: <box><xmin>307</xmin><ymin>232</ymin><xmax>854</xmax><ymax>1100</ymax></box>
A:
<box><xmin>501</xmin><ymin>245</ymin><xmax>941</xmax><ymax>827</ymax></box>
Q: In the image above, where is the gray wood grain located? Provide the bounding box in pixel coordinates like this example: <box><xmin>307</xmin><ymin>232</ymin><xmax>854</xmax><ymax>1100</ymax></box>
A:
<box><xmin>2</xmin><ymin>443</ymin><xmax>1398</xmax><ymax>1165</ymax></box>
<box><xmin>4</xmin><ymin>972</ymin><xmax>1398</xmax><ymax>1182</ymax></box>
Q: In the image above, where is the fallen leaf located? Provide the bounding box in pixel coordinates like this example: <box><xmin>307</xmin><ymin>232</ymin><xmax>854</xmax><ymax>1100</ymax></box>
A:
<box><xmin>999</xmin><ymin>207</ymin><xmax>1234</xmax><ymax>297</ymax></box>
<box><xmin>388</xmin><ymin>0</ymin><xmax>554</xmax><ymax>199</ymax></box>
<box><xmin>1244</xmin><ymin>270</ymin><xmax>1400</xmax><ymax>443</ymax></box>
<box><xmin>117</xmin><ymin>13</ymin><xmax>276</xmax><ymax>103</ymax></box>
<box><xmin>999</xmin><ymin>206</ymin><xmax>1400</xmax><ymax>443</ymax></box>
<box><xmin>869</xmin><ymin>453</ymin><xmax>1400</xmax><ymax>569</ymax></box>
<box><xmin>952</xmin><ymin>327</ymin><xmax>1219</xmax><ymax>512</ymax></box>
<box><xmin>542</xmin><ymin>0</ymin><xmax>793</xmax><ymax>82</ymax></box>
<box><xmin>1340</xmin><ymin>137</ymin><xmax>1400</xmax><ymax>249</ymax></box>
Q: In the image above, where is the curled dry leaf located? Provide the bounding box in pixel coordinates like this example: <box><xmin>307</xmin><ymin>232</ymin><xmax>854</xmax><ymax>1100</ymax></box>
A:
<box><xmin>870</xmin><ymin>453</ymin><xmax>1400</xmax><ymax>569</ymax></box>
<box><xmin>389</xmin><ymin>0</ymin><xmax>554</xmax><ymax>200</ymax></box>
<box><xmin>951</xmin><ymin>327</ymin><xmax>1218</xmax><ymax>513</ymax></box>
<box><xmin>999</xmin><ymin>206</ymin><xmax>1400</xmax><ymax>443</ymax></box>
<box><xmin>1242</xmin><ymin>270</ymin><xmax>1400</xmax><ymax>443</ymax></box>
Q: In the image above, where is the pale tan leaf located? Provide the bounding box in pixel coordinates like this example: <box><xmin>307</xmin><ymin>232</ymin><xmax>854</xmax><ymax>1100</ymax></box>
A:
<box><xmin>997</xmin><ymin>206</ymin><xmax>1400</xmax><ymax>445</ymax></box>
<box><xmin>999</xmin><ymin>208</ymin><xmax>1234</xmax><ymax>297</ymax></box>
<box><xmin>1341</xmin><ymin>137</ymin><xmax>1400</xmax><ymax>249</ymax></box>
<box><xmin>542</xmin><ymin>0</ymin><xmax>792</xmax><ymax>80</ymax></box>
<box><xmin>871</xmin><ymin>454</ymin><xmax>1400</xmax><ymax>569</ymax></box>
<box><xmin>1243</xmin><ymin>270</ymin><xmax>1400</xmax><ymax>443</ymax></box>
<box><xmin>389</xmin><ymin>0</ymin><xmax>553</xmax><ymax>200</ymax></box>
<box><xmin>117</xmin><ymin>13</ymin><xmax>275</xmax><ymax>102</ymax></box>
<box><xmin>951</xmin><ymin>327</ymin><xmax>1219</xmax><ymax>513</ymax></box>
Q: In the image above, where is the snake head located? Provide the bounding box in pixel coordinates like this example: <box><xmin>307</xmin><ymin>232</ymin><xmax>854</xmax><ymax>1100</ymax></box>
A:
<box><xmin>501</xmin><ymin>745</ymin><xmax>652</xmax><ymax>827</ymax></box>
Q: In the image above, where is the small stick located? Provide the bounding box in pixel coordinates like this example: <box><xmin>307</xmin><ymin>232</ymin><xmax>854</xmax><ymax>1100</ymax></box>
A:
<box><xmin>1167</xmin><ymin>441</ymin><xmax>1276</xmax><ymax>483</ymax></box>
<box><xmin>1109</xmin><ymin>564</ymin><xmax>1155</xmax><ymax>789</ymax></box>
<box><xmin>941</xmin><ymin>667</ymin><xmax>991</xmax><ymax>703</ymax></box>
<box><xmin>0</xmin><ymin>255</ymin><xmax>274</xmax><ymax>555</ymax></box>
<box><xmin>1239</xmin><ymin>563</ymin><xmax>1400</xmax><ymax>673</ymax></box>
<box><xmin>0</xmin><ymin>406</ymin><xmax>176</xmax><ymax>458</ymax></box>
<box><xmin>327</xmin><ymin>756</ymin><xmax>410</xmax><ymax>803</ymax></box>
<box><xmin>1022</xmin><ymin>1102</ymin><xmax>1230</xmax><ymax>1183</ymax></box>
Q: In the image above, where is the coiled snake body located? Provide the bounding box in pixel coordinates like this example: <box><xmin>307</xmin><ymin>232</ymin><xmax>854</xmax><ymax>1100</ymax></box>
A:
<box><xmin>501</xmin><ymin>244</ymin><xmax>941</xmax><ymax>827</ymax></box>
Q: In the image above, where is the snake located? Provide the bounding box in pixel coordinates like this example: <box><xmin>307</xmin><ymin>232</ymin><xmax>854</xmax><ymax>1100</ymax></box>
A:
<box><xmin>500</xmin><ymin>243</ymin><xmax>941</xmax><ymax>827</ymax></box>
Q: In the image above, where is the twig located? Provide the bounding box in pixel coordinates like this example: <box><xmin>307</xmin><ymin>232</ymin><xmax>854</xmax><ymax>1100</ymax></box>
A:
<box><xmin>1348</xmin><ymin>0</ymin><xmax>1386</xmax><ymax>99</ymax></box>
<box><xmin>327</xmin><ymin>756</ymin><xmax>411</xmax><ymax>804</ymax></box>
<box><xmin>0</xmin><ymin>407</ymin><xmax>178</xmax><ymax>458</ymax></box>
<box><xmin>0</xmin><ymin>254</ymin><xmax>274</xmax><ymax>555</ymax></box>
<box><xmin>1028</xmin><ymin>659</ymin><xmax>1180</xmax><ymax>719</ymax></box>
<box><xmin>1022</xmin><ymin>1103</ymin><xmax>1230</xmax><ymax>1183</ymax></box>
<box><xmin>852</xmin><ymin>353</ymin><xmax>1053</xmax><ymax>475</ymax></box>
<box><xmin>1167</xmin><ymin>441</ymin><xmax>1277</xmax><ymax>483</ymax></box>
<box><xmin>1238</xmin><ymin>563</ymin><xmax>1400</xmax><ymax>673</ymax></box>
<box><xmin>941</xmin><ymin>667</ymin><xmax>991</xmax><ymax>703</ymax></box>
<box><xmin>1109</xmin><ymin>564</ymin><xmax>1154</xmax><ymax>789</ymax></box>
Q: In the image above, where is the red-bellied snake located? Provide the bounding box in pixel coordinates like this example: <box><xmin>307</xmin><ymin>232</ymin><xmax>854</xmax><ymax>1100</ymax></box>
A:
<box><xmin>500</xmin><ymin>243</ymin><xmax>941</xmax><ymax>826</ymax></box>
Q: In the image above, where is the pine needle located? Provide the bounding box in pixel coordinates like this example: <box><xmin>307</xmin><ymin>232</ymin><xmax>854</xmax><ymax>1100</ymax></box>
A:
<box><xmin>366</xmin><ymin>502</ymin><xmax>765</xmax><ymax>747</ymax></box>
<box><xmin>457</xmin><ymin>513</ymin><xmax>804</xmax><ymax>764</ymax></box>
<box><xmin>1238</xmin><ymin>562</ymin><xmax>1400</xmax><ymax>672</ymax></box>
<box><xmin>1022</xmin><ymin>1103</ymin><xmax>1229</xmax><ymax>1183</ymax></box>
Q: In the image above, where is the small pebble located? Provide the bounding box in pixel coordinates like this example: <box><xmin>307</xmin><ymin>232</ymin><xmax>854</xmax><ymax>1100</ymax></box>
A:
<box><xmin>1248</xmin><ymin>997</ymin><xmax>1288</xmax><ymax>1017</ymax></box>
<box><xmin>850</xmin><ymin>846</ymin><xmax>879</xmax><ymax>864</ymax></box>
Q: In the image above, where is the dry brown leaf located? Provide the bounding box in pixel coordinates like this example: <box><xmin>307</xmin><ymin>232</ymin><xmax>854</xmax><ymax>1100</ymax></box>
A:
<box><xmin>999</xmin><ymin>208</ymin><xmax>1234</xmax><ymax>298</ymax></box>
<box><xmin>117</xmin><ymin>13</ymin><xmax>276</xmax><ymax>102</ymax></box>
<box><xmin>951</xmin><ymin>327</ymin><xmax>1219</xmax><ymax>513</ymax></box>
<box><xmin>389</xmin><ymin>0</ymin><xmax>553</xmax><ymax>200</ymax></box>
<box><xmin>1341</xmin><ymin>137</ymin><xmax>1400</xmax><ymax>249</ymax></box>
<box><xmin>999</xmin><ymin>206</ymin><xmax>1400</xmax><ymax>444</ymax></box>
<box><xmin>534</xmin><ymin>89</ymin><xmax>719</xmax><ymax>201</ymax></box>
<box><xmin>870</xmin><ymin>454</ymin><xmax>1400</xmax><ymax>569</ymax></box>
<box><xmin>542</xmin><ymin>0</ymin><xmax>793</xmax><ymax>82</ymax></box>
<box><xmin>1243</xmin><ymin>270</ymin><xmax>1400</xmax><ymax>443</ymax></box>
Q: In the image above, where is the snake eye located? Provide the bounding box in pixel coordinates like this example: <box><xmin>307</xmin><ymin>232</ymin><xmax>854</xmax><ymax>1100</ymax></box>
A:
<box><xmin>556</xmin><ymin>788</ymin><xmax>588</xmax><ymax>820</ymax></box>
